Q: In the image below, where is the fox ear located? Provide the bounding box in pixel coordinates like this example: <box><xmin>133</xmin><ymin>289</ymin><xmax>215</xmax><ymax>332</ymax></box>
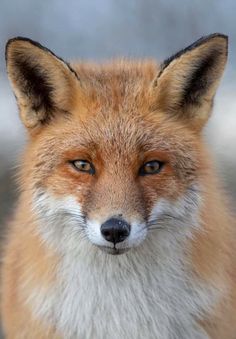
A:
<box><xmin>6</xmin><ymin>37</ymin><xmax>80</xmax><ymax>129</ymax></box>
<box><xmin>152</xmin><ymin>34</ymin><xmax>228</xmax><ymax>130</ymax></box>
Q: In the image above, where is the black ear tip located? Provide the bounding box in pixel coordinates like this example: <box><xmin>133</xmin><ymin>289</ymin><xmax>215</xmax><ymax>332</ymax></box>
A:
<box><xmin>201</xmin><ymin>33</ymin><xmax>228</xmax><ymax>47</ymax></box>
<box><xmin>6</xmin><ymin>36</ymin><xmax>32</xmax><ymax>49</ymax></box>
<box><xmin>207</xmin><ymin>33</ymin><xmax>228</xmax><ymax>40</ymax></box>
<box><xmin>5</xmin><ymin>37</ymin><xmax>49</xmax><ymax>63</ymax></box>
<box><xmin>6</xmin><ymin>36</ymin><xmax>44</xmax><ymax>51</ymax></box>
<box><xmin>206</xmin><ymin>33</ymin><xmax>228</xmax><ymax>56</ymax></box>
<box><xmin>6</xmin><ymin>37</ymin><xmax>37</xmax><ymax>62</ymax></box>
<box><xmin>186</xmin><ymin>33</ymin><xmax>228</xmax><ymax>59</ymax></box>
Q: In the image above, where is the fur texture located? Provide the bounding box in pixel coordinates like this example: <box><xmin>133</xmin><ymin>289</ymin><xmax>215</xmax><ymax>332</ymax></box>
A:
<box><xmin>1</xmin><ymin>34</ymin><xmax>236</xmax><ymax>339</ymax></box>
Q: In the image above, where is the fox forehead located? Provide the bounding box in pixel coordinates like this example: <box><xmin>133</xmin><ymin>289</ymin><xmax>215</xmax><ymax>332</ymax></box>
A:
<box><xmin>32</xmin><ymin>103</ymin><xmax>199</xmax><ymax>174</ymax></box>
<box><xmin>71</xmin><ymin>59</ymin><xmax>159</xmax><ymax>104</ymax></box>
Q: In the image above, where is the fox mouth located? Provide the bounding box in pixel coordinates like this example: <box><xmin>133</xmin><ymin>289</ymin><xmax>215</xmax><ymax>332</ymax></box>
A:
<box><xmin>97</xmin><ymin>245</ymin><xmax>130</xmax><ymax>255</ymax></box>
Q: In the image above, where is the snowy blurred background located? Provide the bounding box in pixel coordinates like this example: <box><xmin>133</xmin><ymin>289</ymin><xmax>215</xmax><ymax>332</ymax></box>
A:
<box><xmin>0</xmin><ymin>0</ymin><xmax>236</xmax><ymax>231</ymax></box>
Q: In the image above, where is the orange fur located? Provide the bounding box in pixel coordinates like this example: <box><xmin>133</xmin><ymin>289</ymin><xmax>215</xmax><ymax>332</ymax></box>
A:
<box><xmin>1</xmin><ymin>34</ymin><xmax>235</xmax><ymax>338</ymax></box>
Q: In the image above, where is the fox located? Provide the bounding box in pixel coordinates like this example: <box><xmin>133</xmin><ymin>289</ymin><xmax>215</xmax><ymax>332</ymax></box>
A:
<box><xmin>1</xmin><ymin>33</ymin><xmax>236</xmax><ymax>339</ymax></box>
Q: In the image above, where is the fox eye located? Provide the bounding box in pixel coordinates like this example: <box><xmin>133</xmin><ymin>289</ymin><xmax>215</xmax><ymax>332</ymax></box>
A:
<box><xmin>71</xmin><ymin>160</ymin><xmax>95</xmax><ymax>174</ymax></box>
<box><xmin>139</xmin><ymin>160</ymin><xmax>163</xmax><ymax>176</ymax></box>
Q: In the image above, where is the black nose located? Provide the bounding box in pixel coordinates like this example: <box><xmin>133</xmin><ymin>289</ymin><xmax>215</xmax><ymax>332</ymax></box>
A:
<box><xmin>101</xmin><ymin>217</ymin><xmax>131</xmax><ymax>244</ymax></box>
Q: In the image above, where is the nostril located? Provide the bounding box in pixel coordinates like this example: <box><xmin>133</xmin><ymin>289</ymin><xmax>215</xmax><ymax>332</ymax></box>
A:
<box><xmin>102</xmin><ymin>230</ymin><xmax>110</xmax><ymax>238</ymax></box>
<box><xmin>100</xmin><ymin>217</ymin><xmax>131</xmax><ymax>244</ymax></box>
<box><xmin>123</xmin><ymin>229</ymin><xmax>129</xmax><ymax>237</ymax></box>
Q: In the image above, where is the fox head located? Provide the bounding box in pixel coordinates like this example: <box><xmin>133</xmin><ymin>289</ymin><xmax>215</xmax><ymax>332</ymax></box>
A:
<box><xmin>6</xmin><ymin>34</ymin><xmax>227</xmax><ymax>255</ymax></box>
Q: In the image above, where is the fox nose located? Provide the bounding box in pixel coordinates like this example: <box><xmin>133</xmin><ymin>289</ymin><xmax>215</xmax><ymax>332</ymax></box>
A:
<box><xmin>101</xmin><ymin>217</ymin><xmax>131</xmax><ymax>244</ymax></box>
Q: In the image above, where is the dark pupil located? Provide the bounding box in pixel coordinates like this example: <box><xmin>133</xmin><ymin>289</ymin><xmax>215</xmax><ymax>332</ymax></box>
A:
<box><xmin>146</xmin><ymin>163</ymin><xmax>158</xmax><ymax>172</ymax></box>
<box><xmin>81</xmin><ymin>162</ymin><xmax>88</xmax><ymax>169</ymax></box>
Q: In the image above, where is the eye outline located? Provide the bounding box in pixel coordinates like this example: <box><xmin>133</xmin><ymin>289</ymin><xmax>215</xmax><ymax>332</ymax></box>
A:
<box><xmin>139</xmin><ymin>160</ymin><xmax>164</xmax><ymax>176</ymax></box>
<box><xmin>70</xmin><ymin>159</ymin><xmax>95</xmax><ymax>175</ymax></box>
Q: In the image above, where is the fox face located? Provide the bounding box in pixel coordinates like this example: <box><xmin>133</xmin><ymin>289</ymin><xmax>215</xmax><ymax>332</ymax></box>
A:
<box><xmin>6</xmin><ymin>34</ymin><xmax>227</xmax><ymax>255</ymax></box>
<box><xmin>27</xmin><ymin>103</ymin><xmax>202</xmax><ymax>255</ymax></box>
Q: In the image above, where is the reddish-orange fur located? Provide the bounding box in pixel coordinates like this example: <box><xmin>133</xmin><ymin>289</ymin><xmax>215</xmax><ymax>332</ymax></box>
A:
<box><xmin>1</xmin><ymin>35</ymin><xmax>236</xmax><ymax>338</ymax></box>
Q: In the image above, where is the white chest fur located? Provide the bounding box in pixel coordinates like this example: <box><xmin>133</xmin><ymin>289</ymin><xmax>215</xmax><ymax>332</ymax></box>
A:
<box><xmin>27</xmin><ymin>188</ymin><xmax>222</xmax><ymax>338</ymax></box>
<box><xmin>26</xmin><ymin>234</ymin><xmax>217</xmax><ymax>339</ymax></box>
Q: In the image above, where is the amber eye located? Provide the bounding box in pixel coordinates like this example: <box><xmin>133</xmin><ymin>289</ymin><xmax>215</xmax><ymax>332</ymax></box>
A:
<box><xmin>139</xmin><ymin>160</ymin><xmax>163</xmax><ymax>176</ymax></box>
<box><xmin>71</xmin><ymin>160</ymin><xmax>95</xmax><ymax>174</ymax></box>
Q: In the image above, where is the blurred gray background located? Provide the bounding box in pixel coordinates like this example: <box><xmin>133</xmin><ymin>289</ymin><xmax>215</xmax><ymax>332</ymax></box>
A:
<box><xmin>0</xmin><ymin>0</ymin><xmax>235</xmax><ymax>337</ymax></box>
